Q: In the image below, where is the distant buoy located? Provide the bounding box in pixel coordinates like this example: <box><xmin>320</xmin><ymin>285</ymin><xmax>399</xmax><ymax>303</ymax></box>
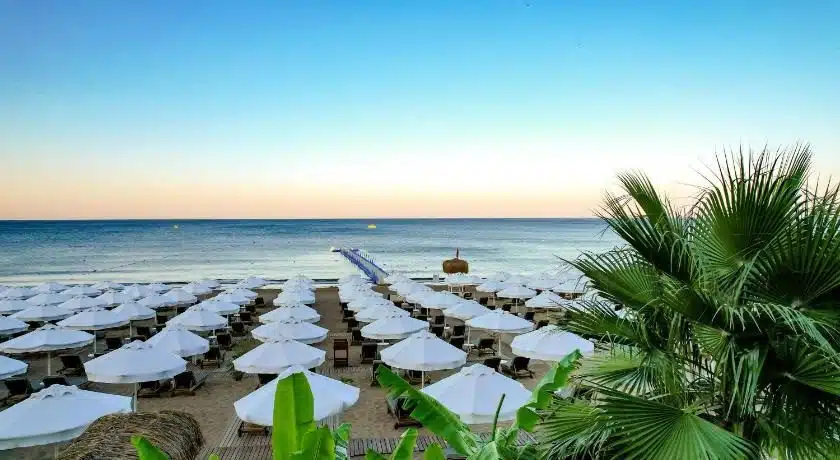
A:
<box><xmin>173</xmin><ymin>224</ymin><xmax>179</xmax><ymax>230</ymax></box>
<box><xmin>367</xmin><ymin>224</ymin><xmax>377</xmax><ymax>229</ymax></box>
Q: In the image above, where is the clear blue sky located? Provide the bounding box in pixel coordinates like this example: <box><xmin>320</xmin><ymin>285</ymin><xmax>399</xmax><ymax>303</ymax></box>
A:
<box><xmin>1</xmin><ymin>1</ymin><xmax>838</xmax><ymax>218</ymax></box>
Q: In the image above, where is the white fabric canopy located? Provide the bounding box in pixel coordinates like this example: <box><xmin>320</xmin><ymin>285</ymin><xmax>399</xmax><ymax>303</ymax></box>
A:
<box><xmin>13</xmin><ymin>305</ymin><xmax>73</xmax><ymax>322</ymax></box>
<box><xmin>497</xmin><ymin>285</ymin><xmax>536</xmax><ymax>299</ymax></box>
<box><xmin>91</xmin><ymin>281</ymin><xmax>124</xmax><ymax>291</ymax></box>
<box><xmin>84</xmin><ymin>340</ymin><xmax>186</xmax><ymax>383</ymax></box>
<box><xmin>137</xmin><ymin>294</ymin><xmax>173</xmax><ymax>309</ymax></box>
<box><xmin>0</xmin><ymin>385</ymin><xmax>132</xmax><ymax>449</ymax></box>
<box><xmin>251</xmin><ymin>319</ymin><xmax>328</xmax><ymax>344</ymax></box>
<box><xmin>58</xmin><ymin>307</ymin><xmax>129</xmax><ymax>331</ymax></box>
<box><xmin>226</xmin><ymin>288</ymin><xmax>257</xmax><ymax>300</ymax></box>
<box><xmin>338</xmin><ymin>288</ymin><xmax>380</xmax><ymax>304</ymax></box>
<box><xmin>360</xmin><ymin>314</ymin><xmax>428</xmax><ymax>340</ymax></box>
<box><xmin>123</xmin><ymin>285</ymin><xmax>155</xmax><ymax>299</ymax></box>
<box><xmin>95</xmin><ymin>291</ymin><xmax>135</xmax><ymax>306</ymax></box>
<box><xmin>233</xmin><ymin>337</ymin><xmax>325</xmax><ymax>374</ymax></box>
<box><xmin>503</xmin><ymin>275</ymin><xmax>530</xmax><ymax>286</ymax></box>
<box><xmin>380</xmin><ymin>330</ymin><xmax>466</xmax><ymax>371</ymax></box>
<box><xmin>236</xmin><ymin>276</ymin><xmax>269</xmax><ymax>289</ymax></box>
<box><xmin>274</xmin><ymin>289</ymin><xmax>315</xmax><ymax>305</ymax></box>
<box><xmin>348</xmin><ymin>296</ymin><xmax>393</xmax><ymax>312</ymax></box>
<box><xmin>0</xmin><ymin>325</ymin><xmax>93</xmax><ymax>375</ymax></box>
<box><xmin>146</xmin><ymin>325</ymin><xmax>210</xmax><ymax>358</ymax></box>
<box><xmin>213</xmin><ymin>292</ymin><xmax>250</xmax><ymax>305</ymax></box>
<box><xmin>145</xmin><ymin>283</ymin><xmax>171</xmax><ymax>293</ymax></box>
<box><xmin>466</xmin><ymin>310</ymin><xmax>534</xmax><ymax>334</ymax></box>
<box><xmin>338</xmin><ymin>274</ymin><xmax>364</xmax><ymax>284</ymax></box>
<box><xmin>62</xmin><ymin>285</ymin><xmax>101</xmax><ymax>297</ymax></box>
<box><xmin>486</xmin><ymin>272</ymin><xmax>511</xmax><ymax>282</ymax></box>
<box><xmin>0</xmin><ymin>316</ymin><xmax>28</xmax><ymax>336</ymax></box>
<box><xmin>476</xmin><ymin>280</ymin><xmax>507</xmax><ymax>293</ymax></box>
<box><xmin>258</xmin><ymin>304</ymin><xmax>320</xmax><ymax>324</ymax></box>
<box><xmin>511</xmin><ymin>325</ymin><xmax>594</xmax><ymax>361</ymax></box>
<box><xmin>197</xmin><ymin>300</ymin><xmax>241</xmax><ymax>316</ymax></box>
<box><xmin>181</xmin><ymin>283</ymin><xmax>212</xmax><ymax>296</ymax></box>
<box><xmin>111</xmin><ymin>302</ymin><xmax>156</xmax><ymax>321</ymax></box>
<box><xmin>162</xmin><ymin>289</ymin><xmax>197</xmax><ymax>305</ymax></box>
<box><xmin>524</xmin><ymin>291</ymin><xmax>567</xmax><ymax>309</ymax></box>
<box><xmin>421</xmin><ymin>364</ymin><xmax>531</xmax><ymax>424</ymax></box>
<box><xmin>197</xmin><ymin>279</ymin><xmax>221</xmax><ymax>289</ymax></box>
<box><xmin>26</xmin><ymin>293</ymin><xmax>72</xmax><ymax>306</ymax></box>
<box><xmin>356</xmin><ymin>304</ymin><xmax>408</xmax><ymax>323</ymax></box>
<box><xmin>234</xmin><ymin>366</ymin><xmax>359</xmax><ymax>424</ymax></box>
<box><xmin>0</xmin><ymin>355</ymin><xmax>27</xmax><ymax>379</ymax></box>
<box><xmin>443</xmin><ymin>301</ymin><xmax>491</xmax><ymax>321</ymax></box>
<box><xmin>420</xmin><ymin>292</ymin><xmax>462</xmax><ymax>310</ymax></box>
<box><xmin>384</xmin><ymin>273</ymin><xmax>409</xmax><ymax>284</ymax></box>
<box><xmin>59</xmin><ymin>295</ymin><xmax>107</xmax><ymax>312</ymax></box>
<box><xmin>33</xmin><ymin>282</ymin><xmax>69</xmax><ymax>293</ymax></box>
<box><xmin>0</xmin><ymin>300</ymin><xmax>32</xmax><ymax>314</ymax></box>
<box><xmin>444</xmin><ymin>273</ymin><xmax>474</xmax><ymax>286</ymax></box>
<box><xmin>551</xmin><ymin>279</ymin><xmax>586</xmax><ymax>294</ymax></box>
<box><xmin>526</xmin><ymin>277</ymin><xmax>561</xmax><ymax>290</ymax></box>
<box><xmin>167</xmin><ymin>306</ymin><xmax>227</xmax><ymax>332</ymax></box>
<box><xmin>0</xmin><ymin>287</ymin><xmax>37</xmax><ymax>299</ymax></box>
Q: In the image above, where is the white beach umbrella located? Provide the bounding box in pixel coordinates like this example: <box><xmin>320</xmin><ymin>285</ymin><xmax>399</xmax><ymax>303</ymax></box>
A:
<box><xmin>197</xmin><ymin>300</ymin><xmax>241</xmax><ymax>316</ymax></box>
<box><xmin>167</xmin><ymin>306</ymin><xmax>227</xmax><ymax>332</ymax></box>
<box><xmin>33</xmin><ymin>282</ymin><xmax>69</xmax><ymax>293</ymax></box>
<box><xmin>137</xmin><ymin>294</ymin><xmax>172</xmax><ymax>310</ymax></box>
<box><xmin>551</xmin><ymin>279</ymin><xmax>586</xmax><ymax>294</ymax></box>
<box><xmin>181</xmin><ymin>282</ymin><xmax>212</xmax><ymax>296</ymax></box>
<box><xmin>504</xmin><ymin>275</ymin><xmax>530</xmax><ymax>286</ymax></box>
<box><xmin>0</xmin><ymin>316</ymin><xmax>28</xmax><ymax>336</ymax></box>
<box><xmin>0</xmin><ymin>324</ymin><xmax>93</xmax><ymax>374</ymax></box>
<box><xmin>486</xmin><ymin>272</ymin><xmax>511</xmax><ymax>282</ymax></box>
<box><xmin>213</xmin><ymin>291</ymin><xmax>250</xmax><ymax>305</ymax></box>
<box><xmin>0</xmin><ymin>287</ymin><xmax>37</xmax><ymax>300</ymax></box>
<box><xmin>239</xmin><ymin>276</ymin><xmax>269</xmax><ymax>289</ymax></box>
<box><xmin>26</xmin><ymin>293</ymin><xmax>72</xmax><ymax>306</ymax></box>
<box><xmin>339</xmin><ymin>274</ymin><xmax>364</xmax><ymax>284</ymax></box>
<box><xmin>111</xmin><ymin>302</ymin><xmax>156</xmax><ymax>336</ymax></box>
<box><xmin>95</xmin><ymin>290</ymin><xmax>134</xmax><ymax>306</ymax></box>
<box><xmin>0</xmin><ymin>355</ymin><xmax>27</xmax><ymax>380</ymax></box>
<box><xmin>258</xmin><ymin>304</ymin><xmax>320</xmax><ymax>324</ymax></box>
<box><xmin>0</xmin><ymin>385</ymin><xmax>132</xmax><ymax>449</ymax></box>
<box><xmin>526</xmin><ymin>277</ymin><xmax>561</xmax><ymax>291</ymax></box>
<box><xmin>62</xmin><ymin>285</ymin><xmax>101</xmax><ymax>297</ymax></box>
<box><xmin>58</xmin><ymin>307</ymin><xmax>129</xmax><ymax>354</ymax></box>
<box><xmin>406</xmin><ymin>289</ymin><xmax>436</xmax><ymax>304</ymax></box>
<box><xmin>467</xmin><ymin>310</ymin><xmax>534</xmax><ymax>334</ymax></box>
<box><xmin>59</xmin><ymin>295</ymin><xmax>107</xmax><ymax>312</ymax></box>
<box><xmin>497</xmin><ymin>285</ymin><xmax>536</xmax><ymax>300</ymax></box>
<box><xmin>390</xmin><ymin>281</ymin><xmax>417</xmax><ymax>294</ymax></box>
<box><xmin>338</xmin><ymin>288</ymin><xmax>379</xmax><ymax>303</ymax></box>
<box><xmin>524</xmin><ymin>291</ymin><xmax>568</xmax><ymax>309</ymax></box>
<box><xmin>251</xmin><ymin>319</ymin><xmax>328</xmax><ymax>344</ymax></box>
<box><xmin>421</xmin><ymin>364</ymin><xmax>531</xmax><ymax>424</ymax></box>
<box><xmin>146</xmin><ymin>325</ymin><xmax>210</xmax><ymax>358</ymax></box>
<box><xmin>444</xmin><ymin>273</ymin><xmax>472</xmax><ymax>286</ymax></box>
<box><xmin>286</xmin><ymin>274</ymin><xmax>313</xmax><ymax>285</ymax></box>
<box><xmin>145</xmin><ymin>283</ymin><xmax>171</xmax><ymax>293</ymax></box>
<box><xmin>13</xmin><ymin>305</ymin><xmax>73</xmax><ymax>322</ymax></box>
<box><xmin>420</xmin><ymin>292</ymin><xmax>462</xmax><ymax>310</ymax></box>
<box><xmin>361</xmin><ymin>314</ymin><xmax>428</xmax><ymax>340</ymax></box>
<box><xmin>197</xmin><ymin>279</ymin><xmax>221</xmax><ymax>289</ymax></box>
<box><xmin>356</xmin><ymin>304</ymin><xmax>408</xmax><ymax>323</ymax></box>
<box><xmin>348</xmin><ymin>296</ymin><xmax>392</xmax><ymax>312</ymax></box>
<box><xmin>274</xmin><ymin>289</ymin><xmax>316</xmax><ymax>306</ymax></box>
<box><xmin>511</xmin><ymin>325</ymin><xmax>594</xmax><ymax>361</ymax></box>
<box><xmin>476</xmin><ymin>279</ymin><xmax>508</xmax><ymax>293</ymax></box>
<box><xmin>91</xmin><ymin>281</ymin><xmax>124</xmax><ymax>291</ymax></box>
<box><xmin>444</xmin><ymin>301</ymin><xmax>491</xmax><ymax>321</ymax></box>
<box><xmin>380</xmin><ymin>330</ymin><xmax>467</xmax><ymax>387</ymax></box>
<box><xmin>384</xmin><ymin>273</ymin><xmax>409</xmax><ymax>284</ymax></box>
<box><xmin>226</xmin><ymin>288</ymin><xmax>257</xmax><ymax>300</ymax></box>
<box><xmin>0</xmin><ymin>299</ymin><xmax>32</xmax><ymax>314</ymax></box>
<box><xmin>123</xmin><ymin>284</ymin><xmax>154</xmax><ymax>299</ymax></box>
<box><xmin>234</xmin><ymin>366</ymin><xmax>359</xmax><ymax>424</ymax></box>
<box><xmin>233</xmin><ymin>337</ymin><xmax>325</xmax><ymax>374</ymax></box>
<box><xmin>162</xmin><ymin>288</ymin><xmax>197</xmax><ymax>306</ymax></box>
<box><xmin>84</xmin><ymin>340</ymin><xmax>186</xmax><ymax>410</ymax></box>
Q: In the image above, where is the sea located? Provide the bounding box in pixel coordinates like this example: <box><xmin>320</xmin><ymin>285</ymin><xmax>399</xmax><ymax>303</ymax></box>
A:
<box><xmin>0</xmin><ymin>219</ymin><xmax>621</xmax><ymax>285</ymax></box>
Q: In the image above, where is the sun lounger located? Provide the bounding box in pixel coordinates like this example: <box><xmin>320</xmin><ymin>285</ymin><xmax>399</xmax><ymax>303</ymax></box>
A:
<box><xmin>170</xmin><ymin>370</ymin><xmax>206</xmax><ymax>396</ymax></box>
<box><xmin>475</xmin><ymin>338</ymin><xmax>495</xmax><ymax>356</ymax></box>
<box><xmin>230</xmin><ymin>322</ymin><xmax>247</xmax><ymax>337</ymax></box>
<box><xmin>257</xmin><ymin>373</ymin><xmax>277</xmax><ymax>388</ymax></box>
<box><xmin>198</xmin><ymin>347</ymin><xmax>223</xmax><ymax>369</ymax></box>
<box><xmin>137</xmin><ymin>380</ymin><xmax>167</xmax><ymax>398</ymax></box>
<box><xmin>58</xmin><ymin>354</ymin><xmax>85</xmax><ymax>376</ymax></box>
<box><xmin>483</xmin><ymin>357</ymin><xmax>502</xmax><ymax>372</ymax></box>
<box><xmin>41</xmin><ymin>375</ymin><xmax>92</xmax><ymax>389</ymax></box>
<box><xmin>105</xmin><ymin>336</ymin><xmax>123</xmax><ymax>352</ymax></box>
<box><xmin>237</xmin><ymin>420</ymin><xmax>270</xmax><ymax>436</ymax></box>
<box><xmin>215</xmin><ymin>332</ymin><xmax>233</xmax><ymax>350</ymax></box>
<box><xmin>501</xmin><ymin>356</ymin><xmax>535</xmax><ymax>379</ymax></box>
<box><xmin>386</xmin><ymin>396</ymin><xmax>421</xmax><ymax>429</ymax></box>
<box><xmin>1</xmin><ymin>378</ymin><xmax>34</xmax><ymax>406</ymax></box>
<box><xmin>333</xmin><ymin>338</ymin><xmax>350</xmax><ymax>367</ymax></box>
<box><xmin>351</xmin><ymin>328</ymin><xmax>364</xmax><ymax>346</ymax></box>
<box><xmin>360</xmin><ymin>343</ymin><xmax>377</xmax><ymax>364</ymax></box>
<box><xmin>371</xmin><ymin>360</ymin><xmax>390</xmax><ymax>387</ymax></box>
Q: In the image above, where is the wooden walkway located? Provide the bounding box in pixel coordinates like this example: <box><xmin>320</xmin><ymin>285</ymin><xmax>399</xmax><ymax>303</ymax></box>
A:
<box><xmin>197</xmin><ymin>416</ymin><xmax>536</xmax><ymax>459</ymax></box>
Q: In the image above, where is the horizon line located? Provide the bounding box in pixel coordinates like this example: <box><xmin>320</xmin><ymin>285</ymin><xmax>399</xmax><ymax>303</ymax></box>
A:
<box><xmin>0</xmin><ymin>216</ymin><xmax>602</xmax><ymax>222</ymax></box>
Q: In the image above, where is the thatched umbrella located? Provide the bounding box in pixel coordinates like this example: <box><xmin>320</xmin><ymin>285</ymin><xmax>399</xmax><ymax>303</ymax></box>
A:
<box><xmin>442</xmin><ymin>248</ymin><xmax>469</xmax><ymax>274</ymax></box>
<box><xmin>58</xmin><ymin>410</ymin><xmax>203</xmax><ymax>460</ymax></box>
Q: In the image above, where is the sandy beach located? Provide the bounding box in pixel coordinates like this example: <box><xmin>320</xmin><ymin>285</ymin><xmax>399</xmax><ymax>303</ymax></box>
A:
<box><xmin>1</xmin><ymin>285</ymin><xmax>551</xmax><ymax>459</ymax></box>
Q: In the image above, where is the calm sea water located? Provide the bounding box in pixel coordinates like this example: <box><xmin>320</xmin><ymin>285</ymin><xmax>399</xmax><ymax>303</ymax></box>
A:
<box><xmin>0</xmin><ymin>219</ymin><xmax>620</xmax><ymax>285</ymax></box>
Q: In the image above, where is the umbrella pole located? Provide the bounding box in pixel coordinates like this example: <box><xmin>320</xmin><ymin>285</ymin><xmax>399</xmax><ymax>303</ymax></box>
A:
<box><xmin>47</xmin><ymin>351</ymin><xmax>51</xmax><ymax>375</ymax></box>
<box><xmin>129</xmin><ymin>320</ymin><xmax>133</xmax><ymax>337</ymax></box>
<box><xmin>421</xmin><ymin>371</ymin><xmax>425</xmax><ymax>388</ymax></box>
<box><xmin>134</xmin><ymin>383</ymin><xmax>138</xmax><ymax>412</ymax></box>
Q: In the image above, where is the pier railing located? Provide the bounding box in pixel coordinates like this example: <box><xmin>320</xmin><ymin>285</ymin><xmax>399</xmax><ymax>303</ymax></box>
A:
<box><xmin>338</xmin><ymin>248</ymin><xmax>389</xmax><ymax>284</ymax></box>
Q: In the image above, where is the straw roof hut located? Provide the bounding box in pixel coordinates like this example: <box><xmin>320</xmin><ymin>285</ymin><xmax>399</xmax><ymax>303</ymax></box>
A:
<box><xmin>442</xmin><ymin>248</ymin><xmax>469</xmax><ymax>274</ymax></box>
<box><xmin>58</xmin><ymin>410</ymin><xmax>202</xmax><ymax>460</ymax></box>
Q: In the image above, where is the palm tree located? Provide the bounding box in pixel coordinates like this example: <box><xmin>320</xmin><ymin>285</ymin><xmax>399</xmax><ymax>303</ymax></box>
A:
<box><xmin>537</xmin><ymin>145</ymin><xmax>840</xmax><ymax>459</ymax></box>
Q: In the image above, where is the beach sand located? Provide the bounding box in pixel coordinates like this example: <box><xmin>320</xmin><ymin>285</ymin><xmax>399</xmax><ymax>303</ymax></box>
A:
<box><xmin>1</xmin><ymin>286</ymin><xmax>551</xmax><ymax>459</ymax></box>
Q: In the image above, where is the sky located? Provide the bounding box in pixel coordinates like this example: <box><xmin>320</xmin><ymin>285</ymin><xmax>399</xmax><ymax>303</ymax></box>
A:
<box><xmin>1</xmin><ymin>1</ymin><xmax>838</xmax><ymax>219</ymax></box>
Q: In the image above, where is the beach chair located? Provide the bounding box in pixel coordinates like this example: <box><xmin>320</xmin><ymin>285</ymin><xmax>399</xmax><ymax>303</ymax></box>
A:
<box><xmin>136</xmin><ymin>326</ymin><xmax>154</xmax><ymax>340</ymax></box>
<box><xmin>486</xmin><ymin>304</ymin><xmax>497</xmax><ymax>310</ymax></box>
<box><xmin>230</xmin><ymin>321</ymin><xmax>247</xmax><ymax>337</ymax></box>
<box><xmin>1</xmin><ymin>378</ymin><xmax>34</xmax><ymax>406</ymax></box>
<box><xmin>130</xmin><ymin>335</ymin><xmax>147</xmax><ymax>342</ymax></box>
<box><xmin>415</xmin><ymin>314</ymin><xmax>428</xmax><ymax>322</ymax></box>
<box><xmin>238</xmin><ymin>420</ymin><xmax>270</xmax><ymax>437</ymax></box>
<box><xmin>478</xmin><ymin>297</ymin><xmax>488</xmax><ymax>306</ymax></box>
<box><xmin>215</xmin><ymin>333</ymin><xmax>233</xmax><ymax>350</ymax></box>
<box><xmin>244</xmin><ymin>303</ymin><xmax>257</xmax><ymax>314</ymax></box>
<box><xmin>463</xmin><ymin>292</ymin><xmax>473</xmax><ymax>300</ymax></box>
<box><xmin>483</xmin><ymin>357</ymin><xmax>502</xmax><ymax>372</ymax></box>
<box><xmin>371</xmin><ymin>360</ymin><xmax>390</xmax><ymax>387</ymax></box>
<box><xmin>430</xmin><ymin>325</ymin><xmax>445</xmax><ymax>338</ymax></box>
<box><xmin>523</xmin><ymin>311</ymin><xmax>536</xmax><ymax>321</ymax></box>
<box><xmin>254</xmin><ymin>297</ymin><xmax>266</xmax><ymax>308</ymax></box>
<box><xmin>350</xmin><ymin>328</ymin><xmax>364</xmax><ymax>346</ymax></box>
<box><xmin>137</xmin><ymin>380</ymin><xmax>166</xmax><ymax>398</ymax></box>
<box><xmin>198</xmin><ymin>347</ymin><xmax>223</xmax><ymax>369</ymax></box>
<box><xmin>449</xmin><ymin>336</ymin><xmax>465</xmax><ymax>351</ymax></box>
<box><xmin>418</xmin><ymin>307</ymin><xmax>430</xmax><ymax>317</ymax></box>
<box><xmin>257</xmin><ymin>373</ymin><xmax>277</xmax><ymax>387</ymax></box>
<box><xmin>41</xmin><ymin>374</ymin><xmax>91</xmax><ymax>389</ymax></box>
<box><xmin>450</xmin><ymin>324</ymin><xmax>466</xmax><ymax>338</ymax></box>
<box><xmin>432</xmin><ymin>315</ymin><xmax>445</xmax><ymax>325</ymax></box>
<box><xmin>105</xmin><ymin>336</ymin><xmax>123</xmax><ymax>352</ymax></box>
<box><xmin>401</xmin><ymin>306</ymin><xmax>413</xmax><ymax>315</ymax></box>
<box><xmin>239</xmin><ymin>312</ymin><xmax>254</xmax><ymax>326</ymax></box>
<box><xmin>502</xmin><ymin>356</ymin><xmax>535</xmax><ymax>379</ymax></box>
<box><xmin>333</xmin><ymin>338</ymin><xmax>350</xmax><ymax>368</ymax></box>
<box><xmin>155</xmin><ymin>313</ymin><xmax>168</xmax><ymax>328</ymax></box>
<box><xmin>170</xmin><ymin>370</ymin><xmax>206</xmax><ymax>396</ymax></box>
<box><xmin>341</xmin><ymin>309</ymin><xmax>354</xmax><ymax>322</ymax></box>
<box><xmin>536</xmin><ymin>320</ymin><xmax>549</xmax><ymax>329</ymax></box>
<box><xmin>176</xmin><ymin>306</ymin><xmax>188</xmax><ymax>315</ymax></box>
<box><xmin>501</xmin><ymin>304</ymin><xmax>513</xmax><ymax>312</ymax></box>
<box><xmin>406</xmin><ymin>369</ymin><xmax>430</xmax><ymax>386</ymax></box>
<box><xmin>475</xmin><ymin>338</ymin><xmax>495</xmax><ymax>356</ymax></box>
<box><xmin>360</xmin><ymin>342</ymin><xmax>377</xmax><ymax>364</ymax></box>
<box><xmin>58</xmin><ymin>354</ymin><xmax>85</xmax><ymax>376</ymax></box>
<box><xmin>346</xmin><ymin>318</ymin><xmax>359</xmax><ymax>332</ymax></box>
<box><xmin>386</xmin><ymin>396</ymin><xmax>421</xmax><ymax>429</ymax></box>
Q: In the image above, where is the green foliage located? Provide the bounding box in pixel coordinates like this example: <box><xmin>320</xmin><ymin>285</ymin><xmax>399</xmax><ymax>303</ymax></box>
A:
<box><xmin>539</xmin><ymin>144</ymin><xmax>840</xmax><ymax>459</ymax></box>
<box><xmin>365</xmin><ymin>428</ymin><xmax>421</xmax><ymax>460</ymax></box>
<box><xmin>131</xmin><ymin>435</ymin><xmax>169</xmax><ymax>460</ymax></box>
